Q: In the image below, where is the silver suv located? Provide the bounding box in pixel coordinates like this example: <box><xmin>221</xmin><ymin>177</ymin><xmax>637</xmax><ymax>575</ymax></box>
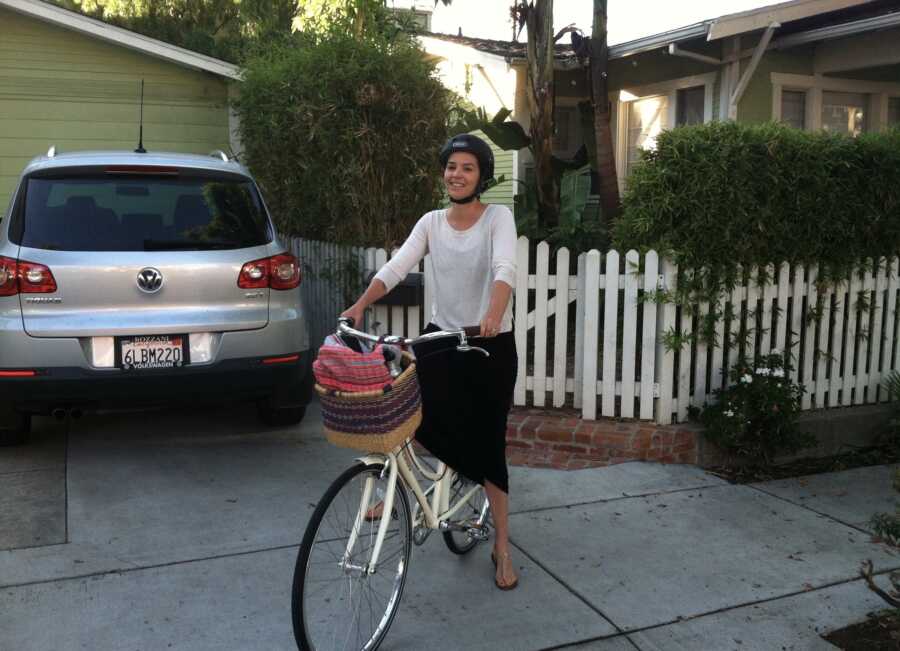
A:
<box><xmin>0</xmin><ymin>149</ymin><xmax>312</xmax><ymax>445</ymax></box>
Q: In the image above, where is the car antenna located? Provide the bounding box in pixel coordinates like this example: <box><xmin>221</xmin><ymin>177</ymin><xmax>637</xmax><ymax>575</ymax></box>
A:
<box><xmin>135</xmin><ymin>79</ymin><xmax>147</xmax><ymax>154</ymax></box>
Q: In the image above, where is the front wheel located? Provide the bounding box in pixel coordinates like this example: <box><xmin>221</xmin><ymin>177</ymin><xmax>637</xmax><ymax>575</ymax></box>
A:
<box><xmin>292</xmin><ymin>463</ymin><xmax>412</xmax><ymax>651</ymax></box>
<box><xmin>442</xmin><ymin>473</ymin><xmax>490</xmax><ymax>555</ymax></box>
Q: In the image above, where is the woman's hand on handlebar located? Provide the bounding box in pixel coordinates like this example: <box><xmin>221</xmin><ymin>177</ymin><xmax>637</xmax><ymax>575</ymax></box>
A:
<box><xmin>340</xmin><ymin>304</ymin><xmax>366</xmax><ymax>329</ymax></box>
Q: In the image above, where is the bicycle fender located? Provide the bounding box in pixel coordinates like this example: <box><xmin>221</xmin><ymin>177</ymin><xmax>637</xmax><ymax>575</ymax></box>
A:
<box><xmin>355</xmin><ymin>454</ymin><xmax>385</xmax><ymax>467</ymax></box>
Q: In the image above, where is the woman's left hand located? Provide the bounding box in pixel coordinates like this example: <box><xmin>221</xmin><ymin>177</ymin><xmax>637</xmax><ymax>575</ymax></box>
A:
<box><xmin>480</xmin><ymin>312</ymin><xmax>502</xmax><ymax>338</ymax></box>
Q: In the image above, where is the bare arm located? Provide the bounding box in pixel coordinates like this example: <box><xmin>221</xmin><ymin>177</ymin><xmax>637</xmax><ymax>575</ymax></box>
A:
<box><xmin>341</xmin><ymin>278</ymin><xmax>388</xmax><ymax>327</ymax></box>
<box><xmin>341</xmin><ymin>214</ymin><xmax>430</xmax><ymax>327</ymax></box>
<box><xmin>480</xmin><ymin>280</ymin><xmax>512</xmax><ymax>337</ymax></box>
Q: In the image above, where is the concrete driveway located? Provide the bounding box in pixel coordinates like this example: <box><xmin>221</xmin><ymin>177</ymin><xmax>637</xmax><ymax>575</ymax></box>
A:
<box><xmin>1</xmin><ymin>402</ymin><xmax>898</xmax><ymax>650</ymax></box>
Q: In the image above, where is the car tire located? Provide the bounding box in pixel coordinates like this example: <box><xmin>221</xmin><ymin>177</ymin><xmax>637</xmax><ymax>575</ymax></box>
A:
<box><xmin>257</xmin><ymin>402</ymin><xmax>308</xmax><ymax>427</ymax></box>
<box><xmin>0</xmin><ymin>409</ymin><xmax>31</xmax><ymax>447</ymax></box>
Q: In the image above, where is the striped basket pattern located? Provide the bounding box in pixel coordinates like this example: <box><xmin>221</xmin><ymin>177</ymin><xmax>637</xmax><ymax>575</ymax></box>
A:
<box><xmin>316</xmin><ymin>352</ymin><xmax>421</xmax><ymax>453</ymax></box>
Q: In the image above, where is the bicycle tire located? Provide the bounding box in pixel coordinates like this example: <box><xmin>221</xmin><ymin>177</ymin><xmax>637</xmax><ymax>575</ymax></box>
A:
<box><xmin>292</xmin><ymin>462</ymin><xmax>412</xmax><ymax>651</ymax></box>
<box><xmin>442</xmin><ymin>473</ymin><xmax>490</xmax><ymax>555</ymax></box>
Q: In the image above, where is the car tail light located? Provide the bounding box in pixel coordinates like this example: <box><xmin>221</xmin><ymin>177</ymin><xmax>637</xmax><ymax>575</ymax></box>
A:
<box><xmin>238</xmin><ymin>253</ymin><xmax>301</xmax><ymax>290</ymax></box>
<box><xmin>0</xmin><ymin>256</ymin><xmax>57</xmax><ymax>296</ymax></box>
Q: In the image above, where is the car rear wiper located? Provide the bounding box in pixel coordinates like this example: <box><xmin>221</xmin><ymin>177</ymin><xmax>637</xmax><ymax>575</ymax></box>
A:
<box><xmin>142</xmin><ymin>239</ymin><xmax>243</xmax><ymax>251</ymax></box>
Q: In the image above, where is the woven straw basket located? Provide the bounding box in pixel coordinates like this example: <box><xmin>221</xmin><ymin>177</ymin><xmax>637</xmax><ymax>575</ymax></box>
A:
<box><xmin>316</xmin><ymin>352</ymin><xmax>421</xmax><ymax>453</ymax></box>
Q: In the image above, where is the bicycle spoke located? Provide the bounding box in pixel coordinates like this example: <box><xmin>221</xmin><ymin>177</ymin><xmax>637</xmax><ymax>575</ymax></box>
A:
<box><xmin>293</xmin><ymin>463</ymin><xmax>412</xmax><ymax>651</ymax></box>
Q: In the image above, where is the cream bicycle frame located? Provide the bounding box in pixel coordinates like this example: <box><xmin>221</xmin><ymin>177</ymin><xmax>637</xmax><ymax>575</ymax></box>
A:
<box><xmin>349</xmin><ymin>444</ymin><xmax>487</xmax><ymax>574</ymax></box>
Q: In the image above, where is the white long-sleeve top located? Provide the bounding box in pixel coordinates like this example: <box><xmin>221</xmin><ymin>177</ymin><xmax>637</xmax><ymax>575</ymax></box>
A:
<box><xmin>374</xmin><ymin>204</ymin><xmax>517</xmax><ymax>333</ymax></box>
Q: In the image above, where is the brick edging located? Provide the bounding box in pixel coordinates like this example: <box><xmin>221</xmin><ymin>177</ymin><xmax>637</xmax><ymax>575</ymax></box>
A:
<box><xmin>506</xmin><ymin>407</ymin><xmax>699</xmax><ymax>470</ymax></box>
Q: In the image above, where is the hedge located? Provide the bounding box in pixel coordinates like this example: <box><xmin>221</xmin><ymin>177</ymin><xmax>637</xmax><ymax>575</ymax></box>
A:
<box><xmin>613</xmin><ymin>122</ymin><xmax>900</xmax><ymax>280</ymax></box>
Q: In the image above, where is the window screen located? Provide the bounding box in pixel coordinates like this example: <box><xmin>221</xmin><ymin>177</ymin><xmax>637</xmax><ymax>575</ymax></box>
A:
<box><xmin>781</xmin><ymin>90</ymin><xmax>806</xmax><ymax>130</ymax></box>
<box><xmin>821</xmin><ymin>91</ymin><xmax>868</xmax><ymax>136</ymax></box>
<box><xmin>676</xmin><ymin>86</ymin><xmax>705</xmax><ymax>126</ymax></box>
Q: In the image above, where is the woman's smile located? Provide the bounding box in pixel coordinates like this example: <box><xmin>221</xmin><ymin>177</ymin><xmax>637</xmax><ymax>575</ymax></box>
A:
<box><xmin>444</xmin><ymin>151</ymin><xmax>480</xmax><ymax>197</ymax></box>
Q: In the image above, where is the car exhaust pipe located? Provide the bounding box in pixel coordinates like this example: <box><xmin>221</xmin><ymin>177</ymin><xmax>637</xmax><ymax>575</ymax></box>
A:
<box><xmin>51</xmin><ymin>408</ymin><xmax>67</xmax><ymax>421</ymax></box>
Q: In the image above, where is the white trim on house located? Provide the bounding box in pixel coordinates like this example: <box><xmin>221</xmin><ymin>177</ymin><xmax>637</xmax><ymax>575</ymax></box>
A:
<box><xmin>707</xmin><ymin>0</ymin><xmax>870</xmax><ymax>41</ymax></box>
<box><xmin>0</xmin><ymin>0</ymin><xmax>241</xmax><ymax>80</ymax></box>
<box><xmin>771</xmin><ymin>72</ymin><xmax>900</xmax><ymax>131</ymax></box>
<box><xmin>614</xmin><ymin>72</ymin><xmax>717</xmax><ymax>192</ymax></box>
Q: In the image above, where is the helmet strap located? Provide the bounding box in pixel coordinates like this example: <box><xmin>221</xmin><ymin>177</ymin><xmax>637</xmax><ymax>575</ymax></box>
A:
<box><xmin>449</xmin><ymin>192</ymin><xmax>479</xmax><ymax>204</ymax></box>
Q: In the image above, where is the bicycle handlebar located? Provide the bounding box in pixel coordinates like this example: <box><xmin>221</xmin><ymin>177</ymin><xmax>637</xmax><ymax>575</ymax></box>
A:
<box><xmin>337</xmin><ymin>317</ymin><xmax>489</xmax><ymax>356</ymax></box>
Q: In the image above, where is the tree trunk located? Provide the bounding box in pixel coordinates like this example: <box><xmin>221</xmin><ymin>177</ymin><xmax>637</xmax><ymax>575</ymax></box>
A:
<box><xmin>590</xmin><ymin>0</ymin><xmax>620</xmax><ymax>225</ymax></box>
<box><xmin>524</xmin><ymin>0</ymin><xmax>559</xmax><ymax>228</ymax></box>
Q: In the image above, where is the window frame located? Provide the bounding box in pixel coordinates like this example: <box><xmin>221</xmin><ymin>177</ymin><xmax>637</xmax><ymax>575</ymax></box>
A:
<box><xmin>771</xmin><ymin>72</ymin><xmax>900</xmax><ymax>133</ymax></box>
<box><xmin>615</xmin><ymin>72</ymin><xmax>716</xmax><ymax>192</ymax></box>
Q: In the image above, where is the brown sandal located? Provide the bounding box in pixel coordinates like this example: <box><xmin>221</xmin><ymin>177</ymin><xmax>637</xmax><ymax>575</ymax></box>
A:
<box><xmin>491</xmin><ymin>550</ymin><xmax>519</xmax><ymax>591</ymax></box>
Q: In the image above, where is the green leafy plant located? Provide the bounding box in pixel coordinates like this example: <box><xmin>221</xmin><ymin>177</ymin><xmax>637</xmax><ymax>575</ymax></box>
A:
<box><xmin>235</xmin><ymin>29</ymin><xmax>453</xmax><ymax>249</ymax></box>
<box><xmin>514</xmin><ymin>165</ymin><xmax>607</xmax><ymax>253</ymax></box>
<box><xmin>696</xmin><ymin>352</ymin><xmax>812</xmax><ymax>466</ymax></box>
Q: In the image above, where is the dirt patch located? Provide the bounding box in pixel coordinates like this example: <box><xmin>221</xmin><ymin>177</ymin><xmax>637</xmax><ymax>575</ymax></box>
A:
<box><xmin>705</xmin><ymin>442</ymin><xmax>900</xmax><ymax>484</ymax></box>
<box><xmin>824</xmin><ymin>609</ymin><xmax>900</xmax><ymax>650</ymax></box>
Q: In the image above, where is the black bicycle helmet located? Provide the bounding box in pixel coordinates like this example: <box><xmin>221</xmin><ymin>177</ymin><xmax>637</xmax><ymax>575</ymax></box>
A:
<box><xmin>439</xmin><ymin>133</ymin><xmax>495</xmax><ymax>203</ymax></box>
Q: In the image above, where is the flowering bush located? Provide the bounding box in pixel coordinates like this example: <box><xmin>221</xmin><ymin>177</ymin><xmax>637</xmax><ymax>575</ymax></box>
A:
<box><xmin>697</xmin><ymin>352</ymin><xmax>813</xmax><ymax>466</ymax></box>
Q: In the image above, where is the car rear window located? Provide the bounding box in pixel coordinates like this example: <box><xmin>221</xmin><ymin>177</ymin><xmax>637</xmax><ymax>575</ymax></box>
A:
<box><xmin>17</xmin><ymin>172</ymin><xmax>272</xmax><ymax>251</ymax></box>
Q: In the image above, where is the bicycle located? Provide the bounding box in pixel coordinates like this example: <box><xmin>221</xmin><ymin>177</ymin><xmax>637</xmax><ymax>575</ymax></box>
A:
<box><xmin>292</xmin><ymin>317</ymin><xmax>493</xmax><ymax>651</ymax></box>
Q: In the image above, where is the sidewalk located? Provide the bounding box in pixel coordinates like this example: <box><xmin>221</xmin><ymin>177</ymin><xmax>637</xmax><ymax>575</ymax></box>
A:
<box><xmin>1</xmin><ymin>403</ymin><xmax>898</xmax><ymax>650</ymax></box>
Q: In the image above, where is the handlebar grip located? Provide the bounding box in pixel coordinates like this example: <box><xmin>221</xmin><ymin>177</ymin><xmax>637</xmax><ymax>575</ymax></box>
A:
<box><xmin>338</xmin><ymin>316</ymin><xmax>355</xmax><ymax>328</ymax></box>
<box><xmin>463</xmin><ymin>326</ymin><xmax>481</xmax><ymax>337</ymax></box>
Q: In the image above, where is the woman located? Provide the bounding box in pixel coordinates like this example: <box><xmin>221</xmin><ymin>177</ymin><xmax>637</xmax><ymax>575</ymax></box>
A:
<box><xmin>341</xmin><ymin>133</ymin><xmax>519</xmax><ymax>590</ymax></box>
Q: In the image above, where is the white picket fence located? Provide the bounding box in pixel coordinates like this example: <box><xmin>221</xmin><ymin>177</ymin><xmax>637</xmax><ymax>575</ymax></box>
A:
<box><xmin>289</xmin><ymin>235</ymin><xmax>900</xmax><ymax>425</ymax></box>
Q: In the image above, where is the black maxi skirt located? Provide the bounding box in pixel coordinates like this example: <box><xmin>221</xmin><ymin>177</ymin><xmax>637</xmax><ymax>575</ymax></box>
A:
<box><xmin>412</xmin><ymin>323</ymin><xmax>518</xmax><ymax>494</ymax></box>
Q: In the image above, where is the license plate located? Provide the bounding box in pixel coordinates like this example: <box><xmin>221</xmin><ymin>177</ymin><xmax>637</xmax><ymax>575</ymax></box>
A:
<box><xmin>117</xmin><ymin>335</ymin><xmax>189</xmax><ymax>370</ymax></box>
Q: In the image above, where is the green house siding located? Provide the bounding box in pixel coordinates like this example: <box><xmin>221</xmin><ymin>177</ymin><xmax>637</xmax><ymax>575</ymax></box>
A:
<box><xmin>0</xmin><ymin>8</ymin><xmax>231</xmax><ymax>212</ymax></box>
<box><xmin>737</xmin><ymin>47</ymin><xmax>816</xmax><ymax>124</ymax></box>
<box><xmin>473</xmin><ymin>129</ymin><xmax>515</xmax><ymax>211</ymax></box>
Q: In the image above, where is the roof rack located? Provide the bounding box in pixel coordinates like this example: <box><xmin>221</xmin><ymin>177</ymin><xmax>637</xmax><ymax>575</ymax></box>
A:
<box><xmin>210</xmin><ymin>150</ymin><xmax>229</xmax><ymax>162</ymax></box>
<box><xmin>47</xmin><ymin>145</ymin><xmax>57</xmax><ymax>158</ymax></box>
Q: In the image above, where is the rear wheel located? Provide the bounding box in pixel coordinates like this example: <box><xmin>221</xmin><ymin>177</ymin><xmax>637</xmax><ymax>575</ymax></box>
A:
<box><xmin>442</xmin><ymin>472</ymin><xmax>490</xmax><ymax>555</ymax></box>
<box><xmin>292</xmin><ymin>462</ymin><xmax>412</xmax><ymax>651</ymax></box>
<box><xmin>257</xmin><ymin>401</ymin><xmax>307</xmax><ymax>426</ymax></box>
<box><xmin>0</xmin><ymin>405</ymin><xmax>30</xmax><ymax>447</ymax></box>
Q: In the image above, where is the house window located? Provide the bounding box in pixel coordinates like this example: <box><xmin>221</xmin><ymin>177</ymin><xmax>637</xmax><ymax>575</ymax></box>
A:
<box><xmin>821</xmin><ymin>91</ymin><xmax>868</xmax><ymax>136</ymax></box>
<box><xmin>627</xmin><ymin>95</ymin><xmax>670</xmax><ymax>175</ymax></box>
<box><xmin>676</xmin><ymin>86</ymin><xmax>705</xmax><ymax>126</ymax></box>
<box><xmin>889</xmin><ymin>98</ymin><xmax>900</xmax><ymax>127</ymax></box>
<box><xmin>781</xmin><ymin>90</ymin><xmax>806</xmax><ymax>129</ymax></box>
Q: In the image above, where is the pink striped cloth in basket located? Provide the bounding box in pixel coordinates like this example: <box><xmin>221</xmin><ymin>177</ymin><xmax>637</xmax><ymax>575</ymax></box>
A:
<box><xmin>313</xmin><ymin>335</ymin><xmax>393</xmax><ymax>393</ymax></box>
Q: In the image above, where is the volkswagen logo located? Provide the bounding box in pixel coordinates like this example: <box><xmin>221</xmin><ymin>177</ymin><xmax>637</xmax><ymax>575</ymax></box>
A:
<box><xmin>136</xmin><ymin>267</ymin><xmax>164</xmax><ymax>293</ymax></box>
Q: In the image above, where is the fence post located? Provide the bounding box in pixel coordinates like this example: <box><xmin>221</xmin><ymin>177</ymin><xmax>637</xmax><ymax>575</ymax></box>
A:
<box><xmin>655</xmin><ymin>257</ymin><xmax>677</xmax><ymax>425</ymax></box>
<box><xmin>621</xmin><ymin>250</ymin><xmax>639</xmax><ymax>418</ymax></box>
<box><xmin>582</xmin><ymin>250</ymin><xmax>601</xmax><ymax>419</ymax></box>
<box><xmin>553</xmin><ymin>248</ymin><xmax>570</xmax><ymax>408</ymax></box>
<box><xmin>533</xmin><ymin>241</ymin><xmax>550</xmax><ymax>407</ymax></box>
<box><xmin>514</xmin><ymin>236</ymin><xmax>530</xmax><ymax>406</ymax></box>
<box><xmin>574</xmin><ymin>253</ymin><xmax>586</xmax><ymax>410</ymax></box>
<box><xmin>639</xmin><ymin>251</ymin><xmax>658</xmax><ymax>420</ymax></box>
<box><xmin>601</xmin><ymin>250</ymin><xmax>619</xmax><ymax>417</ymax></box>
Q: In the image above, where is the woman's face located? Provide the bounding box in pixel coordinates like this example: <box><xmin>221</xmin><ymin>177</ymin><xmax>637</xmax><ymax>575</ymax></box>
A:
<box><xmin>443</xmin><ymin>152</ymin><xmax>480</xmax><ymax>201</ymax></box>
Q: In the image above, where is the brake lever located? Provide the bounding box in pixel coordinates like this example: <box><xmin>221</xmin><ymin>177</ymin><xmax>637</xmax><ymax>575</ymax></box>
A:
<box><xmin>456</xmin><ymin>344</ymin><xmax>490</xmax><ymax>357</ymax></box>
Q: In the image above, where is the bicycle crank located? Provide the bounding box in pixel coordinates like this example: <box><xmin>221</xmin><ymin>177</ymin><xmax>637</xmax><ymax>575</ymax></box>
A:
<box><xmin>440</xmin><ymin>519</ymin><xmax>491</xmax><ymax>541</ymax></box>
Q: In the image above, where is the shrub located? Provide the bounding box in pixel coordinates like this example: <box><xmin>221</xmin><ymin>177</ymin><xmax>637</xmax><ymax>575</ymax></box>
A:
<box><xmin>696</xmin><ymin>352</ymin><xmax>812</xmax><ymax>466</ymax></box>
<box><xmin>869</xmin><ymin>373</ymin><xmax>900</xmax><ymax>546</ymax></box>
<box><xmin>235</xmin><ymin>30</ymin><xmax>453</xmax><ymax>248</ymax></box>
<box><xmin>613</xmin><ymin>122</ymin><xmax>900</xmax><ymax>282</ymax></box>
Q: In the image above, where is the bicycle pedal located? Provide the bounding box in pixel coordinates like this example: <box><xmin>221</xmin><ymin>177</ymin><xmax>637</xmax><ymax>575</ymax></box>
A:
<box><xmin>465</xmin><ymin>523</ymin><xmax>491</xmax><ymax>541</ymax></box>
